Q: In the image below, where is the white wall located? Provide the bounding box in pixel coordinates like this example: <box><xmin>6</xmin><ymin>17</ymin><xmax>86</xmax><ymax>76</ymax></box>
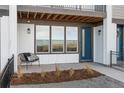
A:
<box><xmin>18</xmin><ymin>23</ymin><xmax>79</xmax><ymax>64</ymax></box>
<box><xmin>93</xmin><ymin>25</ymin><xmax>103</xmax><ymax>64</ymax></box>
<box><xmin>17</xmin><ymin>24</ymin><xmax>34</xmax><ymax>53</ymax></box>
<box><xmin>38</xmin><ymin>54</ymin><xmax>79</xmax><ymax>64</ymax></box>
<box><xmin>0</xmin><ymin>16</ymin><xmax>9</xmax><ymax>71</ymax></box>
<box><xmin>103</xmin><ymin>5</ymin><xmax>117</xmax><ymax>65</ymax></box>
<box><xmin>111</xmin><ymin>23</ymin><xmax>117</xmax><ymax>64</ymax></box>
<box><xmin>94</xmin><ymin>23</ymin><xmax>117</xmax><ymax>65</ymax></box>
<box><xmin>9</xmin><ymin>5</ymin><xmax>18</xmax><ymax>72</ymax></box>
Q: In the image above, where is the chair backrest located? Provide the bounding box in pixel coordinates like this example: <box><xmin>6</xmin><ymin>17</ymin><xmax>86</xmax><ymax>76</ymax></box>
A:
<box><xmin>18</xmin><ymin>54</ymin><xmax>26</xmax><ymax>62</ymax></box>
<box><xmin>18</xmin><ymin>53</ymin><xmax>39</xmax><ymax>62</ymax></box>
<box><xmin>22</xmin><ymin>53</ymin><xmax>31</xmax><ymax>61</ymax></box>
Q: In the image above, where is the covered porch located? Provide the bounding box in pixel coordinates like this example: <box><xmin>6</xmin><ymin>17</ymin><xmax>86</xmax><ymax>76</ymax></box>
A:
<box><xmin>17</xmin><ymin>5</ymin><xmax>106</xmax><ymax>69</ymax></box>
<box><xmin>0</xmin><ymin>5</ymin><xmax>117</xmax><ymax>73</ymax></box>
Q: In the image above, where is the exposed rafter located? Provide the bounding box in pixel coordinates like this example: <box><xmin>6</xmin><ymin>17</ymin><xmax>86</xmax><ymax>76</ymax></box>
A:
<box><xmin>19</xmin><ymin>11</ymin><xmax>22</xmax><ymax>18</ymax></box>
<box><xmin>85</xmin><ymin>17</ymin><xmax>97</xmax><ymax>22</ymax></box>
<box><xmin>75</xmin><ymin>16</ymin><xmax>84</xmax><ymax>21</ymax></box>
<box><xmin>40</xmin><ymin>13</ymin><xmax>45</xmax><ymax>19</ymax></box>
<box><xmin>46</xmin><ymin>14</ymin><xmax>52</xmax><ymax>19</ymax></box>
<box><xmin>80</xmin><ymin>17</ymin><xmax>91</xmax><ymax>22</ymax></box>
<box><xmin>53</xmin><ymin>14</ymin><xmax>59</xmax><ymax>20</ymax></box>
<box><xmin>64</xmin><ymin>15</ymin><xmax>73</xmax><ymax>20</ymax></box>
<box><xmin>70</xmin><ymin>16</ymin><xmax>78</xmax><ymax>21</ymax></box>
<box><xmin>34</xmin><ymin>12</ymin><xmax>37</xmax><ymax>19</ymax></box>
<box><xmin>59</xmin><ymin>15</ymin><xmax>65</xmax><ymax>20</ymax></box>
<box><xmin>17</xmin><ymin>11</ymin><xmax>103</xmax><ymax>24</ymax></box>
<box><xmin>27</xmin><ymin>11</ymin><xmax>29</xmax><ymax>19</ymax></box>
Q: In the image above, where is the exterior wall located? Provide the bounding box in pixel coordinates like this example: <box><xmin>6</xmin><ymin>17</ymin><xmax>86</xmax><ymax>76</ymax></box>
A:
<box><xmin>17</xmin><ymin>24</ymin><xmax>34</xmax><ymax>53</ymax></box>
<box><xmin>123</xmin><ymin>26</ymin><xmax>124</xmax><ymax>61</ymax></box>
<box><xmin>0</xmin><ymin>5</ymin><xmax>9</xmax><ymax>17</ymax></box>
<box><xmin>112</xmin><ymin>5</ymin><xmax>124</xmax><ymax>19</ymax></box>
<box><xmin>93</xmin><ymin>25</ymin><xmax>103</xmax><ymax>64</ymax></box>
<box><xmin>0</xmin><ymin>6</ymin><xmax>17</xmax><ymax>72</ymax></box>
<box><xmin>0</xmin><ymin>5</ymin><xmax>9</xmax><ymax>10</ymax></box>
<box><xmin>9</xmin><ymin>5</ymin><xmax>17</xmax><ymax>72</ymax></box>
<box><xmin>38</xmin><ymin>54</ymin><xmax>79</xmax><ymax>64</ymax></box>
<box><xmin>0</xmin><ymin>17</ymin><xmax>1</xmax><ymax>72</ymax></box>
<box><xmin>103</xmin><ymin>5</ymin><xmax>117</xmax><ymax>65</ymax></box>
<box><xmin>17</xmin><ymin>23</ymin><xmax>79</xmax><ymax>64</ymax></box>
<box><xmin>0</xmin><ymin>16</ymin><xmax>9</xmax><ymax>71</ymax></box>
<box><xmin>111</xmin><ymin>23</ymin><xmax>117</xmax><ymax>64</ymax></box>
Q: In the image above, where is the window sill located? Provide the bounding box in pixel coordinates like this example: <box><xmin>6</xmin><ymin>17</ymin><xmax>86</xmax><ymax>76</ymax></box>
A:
<box><xmin>36</xmin><ymin>52</ymin><xmax>79</xmax><ymax>55</ymax></box>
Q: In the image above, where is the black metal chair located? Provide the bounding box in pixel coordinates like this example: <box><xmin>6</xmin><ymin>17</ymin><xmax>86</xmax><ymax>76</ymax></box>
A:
<box><xmin>18</xmin><ymin>53</ymin><xmax>40</xmax><ymax>69</ymax></box>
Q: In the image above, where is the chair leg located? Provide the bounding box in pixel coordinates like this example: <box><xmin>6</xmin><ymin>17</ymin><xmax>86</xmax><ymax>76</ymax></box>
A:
<box><xmin>38</xmin><ymin>60</ymin><xmax>40</xmax><ymax>66</ymax></box>
<box><xmin>31</xmin><ymin>62</ymin><xmax>32</xmax><ymax>66</ymax></box>
<box><xmin>26</xmin><ymin>62</ymin><xmax>28</xmax><ymax>70</ymax></box>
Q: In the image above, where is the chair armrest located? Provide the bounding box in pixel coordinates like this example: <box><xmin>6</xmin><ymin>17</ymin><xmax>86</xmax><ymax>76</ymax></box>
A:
<box><xmin>18</xmin><ymin>54</ymin><xmax>27</xmax><ymax>62</ymax></box>
<box><xmin>29</xmin><ymin>53</ymin><xmax>39</xmax><ymax>61</ymax></box>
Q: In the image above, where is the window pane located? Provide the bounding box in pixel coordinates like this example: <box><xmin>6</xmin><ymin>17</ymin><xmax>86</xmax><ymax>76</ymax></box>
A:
<box><xmin>36</xmin><ymin>25</ymin><xmax>49</xmax><ymax>53</ymax></box>
<box><xmin>51</xmin><ymin>26</ymin><xmax>64</xmax><ymax>52</ymax></box>
<box><xmin>66</xmin><ymin>27</ymin><xmax>78</xmax><ymax>52</ymax></box>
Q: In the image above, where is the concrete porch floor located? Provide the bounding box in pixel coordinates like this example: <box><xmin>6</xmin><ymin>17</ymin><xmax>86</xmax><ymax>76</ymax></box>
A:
<box><xmin>19</xmin><ymin>62</ymin><xmax>124</xmax><ymax>83</ymax></box>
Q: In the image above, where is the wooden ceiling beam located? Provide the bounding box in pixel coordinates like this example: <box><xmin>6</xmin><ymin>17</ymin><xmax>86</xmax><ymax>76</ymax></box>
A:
<box><xmin>34</xmin><ymin>12</ymin><xmax>37</xmax><ymax>19</ymax></box>
<box><xmin>27</xmin><ymin>11</ymin><xmax>29</xmax><ymax>19</ymax></box>
<box><xmin>95</xmin><ymin>19</ymin><xmax>103</xmax><ymax>22</ymax></box>
<box><xmin>19</xmin><ymin>11</ymin><xmax>22</xmax><ymax>19</ymax></box>
<box><xmin>46</xmin><ymin>14</ymin><xmax>52</xmax><ymax>19</ymax></box>
<box><xmin>84</xmin><ymin>17</ymin><xmax>94</xmax><ymax>22</ymax></box>
<box><xmin>70</xmin><ymin>16</ymin><xmax>78</xmax><ymax>21</ymax></box>
<box><xmin>86</xmin><ymin>17</ymin><xmax>101</xmax><ymax>22</ymax></box>
<box><xmin>80</xmin><ymin>17</ymin><xmax>91</xmax><ymax>22</ymax></box>
<box><xmin>81</xmin><ymin>17</ymin><xmax>102</xmax><ymax>23</ymax></box>
<box><xmin>53</xmin><ymin>14</ymin><xmax>59</xmax><ymax>20</ymax></box>
<box><xmin>17</xmin><ymin>11</ymin><xmax>103</xmax><ymax>23</ymax></box>
<box><xmin>59</xmin><ymin>15</ymin><xmax>66</xmax><ymax>20</ymax></box>
<box><xmin>64</xmin><ymin>15</ymin><xmax>73</xmax><ymax>20</ymax></box>
<box><xmin>40</xmin><ymin>13</ymin><xmax>45</xmax><ymax>19</ymax></box>
<box><xmin>74</xmin><ymin>16</ymin><xmax>84</xmax><ymax>21</ymax></box>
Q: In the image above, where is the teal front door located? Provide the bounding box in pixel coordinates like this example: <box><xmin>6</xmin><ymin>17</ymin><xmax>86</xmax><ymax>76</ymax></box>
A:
<box><xmin>80</xmin><ymin>27</ymin><xmax>93</xmax><ymax>61</ymax></box>
<box><xmin>117</xmin><ymin>25</ymin><xmax>123</xmax><ymax>61</ymax></box>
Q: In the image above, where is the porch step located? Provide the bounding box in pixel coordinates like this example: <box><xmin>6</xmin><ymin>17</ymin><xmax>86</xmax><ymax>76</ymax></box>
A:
<box><xmin>112</xmin><ymin>65</ymin><xmax>124</xmax><ymax>72</ymax></box>
<box><xmin>80</xmin><ymin>60</ymin><xmax>92</xmax><ymax>62</ymax></box>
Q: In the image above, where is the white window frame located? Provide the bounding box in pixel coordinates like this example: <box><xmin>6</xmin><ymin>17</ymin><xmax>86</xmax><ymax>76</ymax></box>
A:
<box><xmin>66</xmin><ymin>26</ymin><xmax>78</xmax><ymax>53</ymax></box>
<box><xmin>51</xmin><ymin>26</ymin><xmax>65</xmax><ymax>53</ymax></box>
<box><xmin>35</xmin><ymin>25</ymin><xmax>79</xmax><ymax>54</ymax></box>
<box><xmin>36</xmin><ymin>25</ymin><xmax>50</xmax><ymax>53</ymax></box>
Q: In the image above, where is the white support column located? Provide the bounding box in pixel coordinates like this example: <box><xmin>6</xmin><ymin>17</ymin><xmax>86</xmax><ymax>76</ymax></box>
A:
<box><xmin>9</xmin><ymin>5</ymin><xmax>17</xmax><ymax>72</ymax></box>
<box><xmin>103</xmin><ymin>5</ymin><xmax>117</xmax><ymax>65</ymax></box>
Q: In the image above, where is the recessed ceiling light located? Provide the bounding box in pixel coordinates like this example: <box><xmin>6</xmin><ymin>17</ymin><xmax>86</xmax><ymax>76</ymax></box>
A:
<box><xmin>27</xmin><ymin>20</ymin><xmax>30</xmax><ymax>23</ymax></box>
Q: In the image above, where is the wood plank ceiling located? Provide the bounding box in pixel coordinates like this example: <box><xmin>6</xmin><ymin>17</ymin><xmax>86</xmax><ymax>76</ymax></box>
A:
<box><xmin>17</xmin><ymin>11</ymin><xmax>103</xmax><ymax>23</ymax></box>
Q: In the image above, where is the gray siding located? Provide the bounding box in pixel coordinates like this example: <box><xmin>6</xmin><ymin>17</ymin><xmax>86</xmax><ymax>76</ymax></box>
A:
<box><xmin>112</xmin><ymin>5</ymin><xmax>124</xmax><ymax>19</ymax></box>
<box><xmin>0</xmin><ymin>5</ymin><xmax>9</xmax><ymax>10</ymax></box>
<box><xmin>0</xmin><ymin>5</ymin><xmax>9</xmax><ymax>17</ymax></box>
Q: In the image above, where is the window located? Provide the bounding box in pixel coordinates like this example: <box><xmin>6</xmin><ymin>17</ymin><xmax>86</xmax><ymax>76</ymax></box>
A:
<box><xmin>66</xmin><ymin>27</ymin><xmax>78</xmax><ymax>52</ymax></box>
<box><xmin>51</xmin><ymin>26</ymin><xmax>64</xmax><ymax>53</ymax></box>
<box><xmin>35</xmin><ymin>25</ymin><xmax>79</xmax><ymax>54</ymax></box>
<box><xmin>36</xmin><ymin>25</ymin><xmax>50</xmax><ymax>53</ymax></box>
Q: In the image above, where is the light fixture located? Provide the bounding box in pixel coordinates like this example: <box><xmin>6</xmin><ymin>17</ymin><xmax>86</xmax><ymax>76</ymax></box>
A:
<box><xmin>27</xmin><ymin>20</ymin><xmax>30</xmax><ymax>23</ymax></box>
<box><xmin>98</xmin><ymin>30</ymin><xmax>101</xmax><ymax>35</ymax></box>
<box><xmin>27</xmin><ymin>28</ymin><xmax>31</xmax><ymax>34</ymax></box>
